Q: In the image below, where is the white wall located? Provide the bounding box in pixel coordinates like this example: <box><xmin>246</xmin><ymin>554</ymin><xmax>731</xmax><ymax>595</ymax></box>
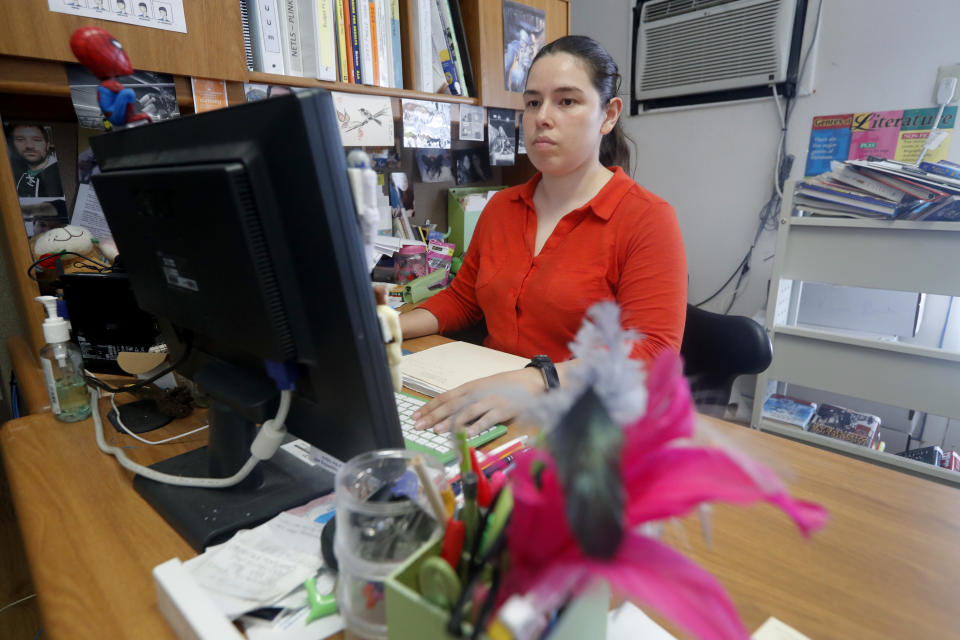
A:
<box><xmin>571</xmin><ymin>0</ymin><xmax>960</xmax><ymax>318</ymax></box>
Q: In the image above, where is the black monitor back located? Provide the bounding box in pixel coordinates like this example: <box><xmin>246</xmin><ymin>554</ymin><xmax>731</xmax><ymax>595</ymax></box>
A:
<box><xmin>90</xmin><ymin>90</ymin><xmax>403</xmax><ymax>460</ymax></box>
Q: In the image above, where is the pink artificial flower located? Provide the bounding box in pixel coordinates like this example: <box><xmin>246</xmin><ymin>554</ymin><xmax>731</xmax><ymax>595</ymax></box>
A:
<box><xmin>501</xmin><ymin>350</ymin><xmax>828</xmax><ymax>640</ymax></box>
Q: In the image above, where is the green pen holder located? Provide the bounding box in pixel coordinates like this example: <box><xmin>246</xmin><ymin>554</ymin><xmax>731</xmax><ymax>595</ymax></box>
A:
<box><xmin>384</xmin><ymin>539</ymin><xmax>610</xmax><ymax>640</ymax></box>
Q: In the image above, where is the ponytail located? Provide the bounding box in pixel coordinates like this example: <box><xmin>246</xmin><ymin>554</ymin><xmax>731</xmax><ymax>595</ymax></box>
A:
<box><xmin>600</xmin><ymin>119</ymin><xmax>633</xmax><ymax>175</ymax></box>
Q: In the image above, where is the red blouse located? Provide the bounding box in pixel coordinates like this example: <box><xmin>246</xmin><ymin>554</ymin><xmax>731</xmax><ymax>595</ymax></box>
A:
<box><xmin>419</xmin><ymin>167</ymin><xmax>687</xmax><ymax>363</ymax></box>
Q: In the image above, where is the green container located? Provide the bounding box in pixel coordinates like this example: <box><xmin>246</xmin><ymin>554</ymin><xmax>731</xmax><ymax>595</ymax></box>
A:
<box><xmin>447</xmin><ymin>187</ymin><xmax>505</xmax><ymax>257</ymax></box>
<box><xmin>384</xmin><ymin>540</ymin><xmax>610</xmax><ymax>640</ymax></box>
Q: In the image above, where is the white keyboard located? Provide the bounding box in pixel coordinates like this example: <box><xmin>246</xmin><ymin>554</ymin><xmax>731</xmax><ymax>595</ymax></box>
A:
<box><xmin>395</xmin><ymin>392</ymin><xmax>507</xmax><ymax>464</ymax></box>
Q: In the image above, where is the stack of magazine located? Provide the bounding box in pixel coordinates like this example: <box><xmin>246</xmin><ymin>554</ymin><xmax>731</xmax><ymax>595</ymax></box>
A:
<box><xmin>795</xmin><ymin>158</ymin><xmax>960</xmax><ymax>220</ymax></box>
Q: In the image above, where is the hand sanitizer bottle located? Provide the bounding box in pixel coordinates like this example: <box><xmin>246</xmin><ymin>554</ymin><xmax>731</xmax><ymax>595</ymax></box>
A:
<box><xmin>35</xmin><ymin>295</ymin><xmax>92</xmax><ymax>422</ymax></box>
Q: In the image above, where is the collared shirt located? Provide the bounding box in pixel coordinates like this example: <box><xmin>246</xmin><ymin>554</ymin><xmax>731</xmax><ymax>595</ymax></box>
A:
<box><xmin>419</xmin><ymin>167</ymin><xmax>687</xmax><ymax>362</ymax></box>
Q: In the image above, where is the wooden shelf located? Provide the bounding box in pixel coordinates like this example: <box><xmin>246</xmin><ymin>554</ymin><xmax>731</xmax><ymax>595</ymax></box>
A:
<box><xmin>247</xmin><ymin>71</ymin><xmax>479</xmax><ymax>105</ymax></box>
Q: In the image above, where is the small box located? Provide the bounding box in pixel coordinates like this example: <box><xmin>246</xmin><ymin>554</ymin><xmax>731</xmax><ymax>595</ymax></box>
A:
<box><xmin>447</xmin><ymin>187</ymin><xmax>504</xmax><ymax>257</ymax></box>
<box><xmin>385</xmin><ymin>539</ymin><xmax>609</xmax><ymax>640</ymax></box>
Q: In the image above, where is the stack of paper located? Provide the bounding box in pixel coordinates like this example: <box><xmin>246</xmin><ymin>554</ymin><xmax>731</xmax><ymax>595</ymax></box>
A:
<box><xmin>401</xmin><ymin>341</ymin><xmax>529</xmax><ymax>397</ymax></box>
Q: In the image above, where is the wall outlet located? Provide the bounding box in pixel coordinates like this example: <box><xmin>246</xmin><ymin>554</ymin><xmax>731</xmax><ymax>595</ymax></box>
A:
<box><xmin>934</xmin><ymin>64</ymin><xmax>960</xmax><ymax>103</ymax></box>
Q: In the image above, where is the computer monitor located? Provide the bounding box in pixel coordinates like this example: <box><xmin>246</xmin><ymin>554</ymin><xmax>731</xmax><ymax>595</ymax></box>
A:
<box><xmin>90</xmin><ymin>89</ymin><xmax>404</xmax><ymax>550</ymax></box>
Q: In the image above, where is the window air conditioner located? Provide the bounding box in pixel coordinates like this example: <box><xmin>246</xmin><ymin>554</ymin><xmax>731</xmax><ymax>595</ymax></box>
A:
<box><xmin>631</xmin><ymin>0</ymin><xmax>808</xmax><ymax>112</ymax></box>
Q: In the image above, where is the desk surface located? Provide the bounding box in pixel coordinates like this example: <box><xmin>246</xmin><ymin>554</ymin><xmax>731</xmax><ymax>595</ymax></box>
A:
<box><xmin>3</xmin><ymin>336</ymin><xmax>960</xmax><ymax>639</ymax></box>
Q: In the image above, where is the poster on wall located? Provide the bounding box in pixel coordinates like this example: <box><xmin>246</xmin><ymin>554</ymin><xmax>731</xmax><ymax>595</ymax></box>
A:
<box><xmin>805</xmin><ymin>107</ymin><xmax>957</xmax><ymax>175</ymax></box>
<box><xmin>48</xmin><ymin>0</ymin><xmax>187</xmax><ymax>33</ymax></box>
<box><xmin>502</xmin><ymin>0</ymin><xmax>546</xmax><ymax>93</ymax></box>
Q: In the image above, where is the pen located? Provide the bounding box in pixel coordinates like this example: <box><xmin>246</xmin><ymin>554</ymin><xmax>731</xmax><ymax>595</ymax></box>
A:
<box><xmin>459</xmin><ymin>472</ymin><xmax>479</xmax><ymax>582</ymax></box>
<box><xmin>486</xmin><ymin>435</ymin><xmax>528</xmax><ymax>458</ymax></box>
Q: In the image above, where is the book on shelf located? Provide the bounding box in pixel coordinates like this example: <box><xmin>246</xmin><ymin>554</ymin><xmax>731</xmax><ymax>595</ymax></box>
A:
<box><xmin>335</xmin><ymin>0</ymin><xmax>352</xmax><ymax>82</ymax></box>
<box><xmin>435</xmin><ymin>0</ymin><xmax>468</xmax><ymax>96</ymax></box>
<box><xmin>828</xmin><ymin>161</ymin><xmax>912</xmax><ymax>203</ymax></box>
<box><xmin>795</xmin><ymin>180</ymin><xmax>900</xmax><ymax>217</ymax></box>
<box><xmin>761</xmin><ymin>394</ymin><xmax>817</xmax><ymax>429</ymax></box>
<box><xmin>401</xmin><ymin>341</ymin><xmax>529</xmax><ymax>397</ymax></box>
<box><xmin>243</xmin><ymin>0</ymin><xmax>285</xmax><ymax>75</ymax></box>
<box><xmin>296</xmin><ymin>0</ymin><xmax>320</xmax><ymax>79</ymax></box>
<box><xmin>919</xmin><ymin>159</ymin><xmax>960</xmax><ymax>180</ymax></box>
<box><xmin>429</xmin><ymin>0</ymin><xmax>462</xmax><ymax>95</ymax></box>
<box><xmin>315</xmin><ymin>0</ymin><xmax>339</xmax><ymax>81</ymax></box>
<box><xmin>939</xmin><ymin>449</ymin><xmax>960</xmax><ymax>471</ymax></box>
<box><xmin>896</xmin><ymin>445</ymin><xmax>944</xmax><ymax>466</ymax></box>
<box><xmin>410</xmin><ymin>0</ymin><xmax>434</xmax><ymax>92</ymax></box>
<box><xmin>848</xmin><ymin>159</ymin><xmax>960</xmax><ymax>197</ymax></box>
<box><xmin>372</xmin><ymin>0</ymin><xmax>391</xmax><ymax>88</ymax></box>
<box><xmin>388</xmin><ymin>0</ymin><xmax>404</xmax><ymax>89</ymax></box>
<box><xmin>807</xmin><ymin>403</ymin><xmax>880</xmax><ymax>448</ymax></box>
<box><xmin>347</xmin><ymin>0</ymin><xmax>364</xmax><ymax>83</ymax></box>
<box><xmin>446</xmin><ymin>0</ymin><xmax>475</xmax><ymax>97</ymax></box>
<box><xmin>355</xmin><ymin>0</ymin><xmax>375</xmax><ymax>85</ymax></box>
<box><xmin>281</xmin><ymin>0</ymin><xmax>305</xmax><ymax>77</ymax></box>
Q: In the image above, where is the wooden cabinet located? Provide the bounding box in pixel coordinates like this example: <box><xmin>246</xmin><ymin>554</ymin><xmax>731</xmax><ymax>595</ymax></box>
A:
<box><xmin>0</xmin><ymin>0</ymin><xmax>568</xmax><ymax>359</ymax></box>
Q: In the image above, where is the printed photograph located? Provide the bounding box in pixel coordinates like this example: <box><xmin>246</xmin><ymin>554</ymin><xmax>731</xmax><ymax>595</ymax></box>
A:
<box><xmin>4</xmin><ymin>122</ymin><xmax>64</xmax><ymax>199</ymax></box>
<box><xmin>402</xmin><ymin>99</ymin><xmax>452</xmax><ymax>149</ymax></box>
<box><xmin>154</xmin><ymin>1</ymin><xmax>173</xmax><ymax>23</ymax></box>
<box><xmin>66</xmin><ymin>63</ymin><xmax>179</xmax><ymax>130</ymax></box>
<box><xmin>454</xmin><ymin>148</ymin><xmax>491</xmax><ymax>185</ymax></box>
<box><xmin>89</xmin><ymin>0</ymin><xmax>108</xmax><ymax>12</ymax></box>
<box><xmin>488</xmin><ymin>108</ymin><xmax>516</xmax><ymax>166</ymax></box>
<box><xmin>502</xmin><ymin>0</ymin><xmax>546</xmax><ymax>92</ymax></box>
<box><xmin>332</xmin><ymin>92</ymin><xmax>394</xmax><ymax>147</ymax></box>
<box><xmin>112</xmin><ymin>0</ymin><xmax>129</xmax><ymax>16</ymax></box>
<box><xmin>416</xmin><ymin>149</ymin><xmax>454</xmax><ymax>183</ymax></box>
<box><xmin>390</xmin><ymin>172</ymin><xmax>415</xmax><ymax>214</ymax></box>
<box><xmin>459</xmin><ymin>104</ymin><xmax>485</xmax><ymax>142</ymax></box>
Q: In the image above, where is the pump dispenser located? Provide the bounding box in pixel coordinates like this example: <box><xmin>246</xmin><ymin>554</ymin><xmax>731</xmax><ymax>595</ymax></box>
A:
<box><xmin>35</xmin><ymin>295</ymin><xmax>91</xmax><ymax>422</ymax></box>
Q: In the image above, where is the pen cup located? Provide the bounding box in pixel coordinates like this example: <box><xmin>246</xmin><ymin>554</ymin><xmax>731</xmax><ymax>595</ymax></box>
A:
<box><xmin>335</xmin><ymin>449</ymin><xmax>445</xmax><ymax>639</ymax></box>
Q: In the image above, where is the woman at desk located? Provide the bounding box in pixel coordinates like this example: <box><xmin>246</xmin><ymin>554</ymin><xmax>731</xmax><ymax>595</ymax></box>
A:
<box><xmin>401</xmin><ymin>36</ymin><xmax>687</xmax><ymax>434</ymax></box>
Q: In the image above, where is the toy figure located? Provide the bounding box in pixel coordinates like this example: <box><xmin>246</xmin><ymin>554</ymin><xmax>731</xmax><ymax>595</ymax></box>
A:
<box><xmin>375</xmin><ymin>286</ymin><xmax>403</xmax><ymax>391</ymax></box>
<box><xmin>69</xmin><ymin>27</ymin><xmax>153</xmax><ymax>129</ymax></box>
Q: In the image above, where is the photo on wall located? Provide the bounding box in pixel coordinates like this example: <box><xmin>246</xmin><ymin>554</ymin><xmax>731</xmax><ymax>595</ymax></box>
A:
<box><xmin>454</xmin><ymin>148</ymin><xmax>491</xmax><ymax>185</ymax></box>
<box><xmin>402</xmin><ymin>99</ymin><xmax>452</xmax><ymax>149</ymax></box>
<box><xmin>502</xmin><ymin>0</ymin><xmax>546</xmax><ymax>93</ymax></box>
<box><xmin>488</xmin><ymin>108</ymin><xmax>516</xmax><ymax>166</ymax></box>
<box><xmin>66</xmin><ymin>63</ymin><xmax>180</xmax><ymax>130</ymax></box>
<box><xmin>4</xmin><ymin>120</ymin><xmax>69</xmax><ymax>238</ymax></box>
<box><xmin>416</xmin><ymin>149</ymin><xmax>454</xmax><ymax>183</ymax></box>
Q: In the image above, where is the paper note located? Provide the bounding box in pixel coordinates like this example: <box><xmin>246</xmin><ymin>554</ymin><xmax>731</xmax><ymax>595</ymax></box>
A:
<box><xmin>186</xmin><ymin>513</ymin><xmax>323</xmax><ymax>603</ymax></box>
<box><xmin>606</xmin><ymin>602</ymin><xmax>677</xmax><ymax>640</ymax></box>
<box><xmin>48</xmin><ymin>0</ymin><xmax>187</xmax><ymax>33</ymax></box>
<box><xmin>752</xmin><ymin>617</ymin><xmax>812</xmax><ymax>640</ymax></box>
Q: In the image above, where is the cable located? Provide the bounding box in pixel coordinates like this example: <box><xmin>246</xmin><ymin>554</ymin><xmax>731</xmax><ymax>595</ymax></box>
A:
<box><xmin>692</xmin><ymin>0</ymin><xmax>824</xmax><ymax>313</ymax></box>
<box><xmin>26</xmin><ymin>250</ymin><xmax>113</xmax><ymax>281</ymax></box>
<box><xmin>0</xmin><ymin>593</ymin><xmax>36</xmax><ymax>615</ymax></box>
<box><xmin>108</xmin><ymin>392</ymin><xmax>209</xmax><ymax>445</ymax></box>
<box><xmin>91</xmin><ymin>386</ymin><xmax>291</xmax><ymax>488</ymax></box>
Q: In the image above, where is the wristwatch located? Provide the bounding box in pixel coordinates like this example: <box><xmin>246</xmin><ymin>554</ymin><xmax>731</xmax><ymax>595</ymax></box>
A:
<box><xmin>525</xmin><ymin>354</ymin><xmax>560</xmax><ymax>390</ymax></box>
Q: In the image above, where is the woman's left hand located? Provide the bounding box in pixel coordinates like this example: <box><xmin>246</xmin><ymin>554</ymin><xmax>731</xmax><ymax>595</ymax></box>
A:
<box><xmin>413</xmin><ymin>367</ymin><xmax>545</xmax><ymax>437</ymax></box>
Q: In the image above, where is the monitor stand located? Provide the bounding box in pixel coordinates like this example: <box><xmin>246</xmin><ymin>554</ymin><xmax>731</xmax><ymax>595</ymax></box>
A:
<box><xmin>133</xmin><ymin>362</ymin><xmax>334</xmax><ymax>551</ymax></box>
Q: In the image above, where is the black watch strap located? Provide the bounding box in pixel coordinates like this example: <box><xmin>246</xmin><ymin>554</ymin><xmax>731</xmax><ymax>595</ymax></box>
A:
<box><xmin>525</xmin><ymin>354</ymin><xmax>559</xmax><ymax>390</ymax></box>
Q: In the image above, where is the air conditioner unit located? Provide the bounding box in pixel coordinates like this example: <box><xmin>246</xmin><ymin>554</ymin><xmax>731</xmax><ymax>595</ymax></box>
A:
<box><xmin>632</xmin><ymin>0</ymin><xmax>808</xmax><ymax>110</ymax></box>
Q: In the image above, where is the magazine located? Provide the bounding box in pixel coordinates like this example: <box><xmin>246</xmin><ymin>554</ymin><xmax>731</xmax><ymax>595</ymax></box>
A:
<box><xmin>761</xmin><ymin>394</ymin><xmax>817</xmax><ymax>429</ymax></box>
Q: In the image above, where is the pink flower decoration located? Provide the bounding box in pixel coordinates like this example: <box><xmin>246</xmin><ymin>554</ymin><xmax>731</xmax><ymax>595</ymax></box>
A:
<box><xmin>501</xmin><ymin>350</ymin><xmax>828</xmax><ymax>640</ymax></box>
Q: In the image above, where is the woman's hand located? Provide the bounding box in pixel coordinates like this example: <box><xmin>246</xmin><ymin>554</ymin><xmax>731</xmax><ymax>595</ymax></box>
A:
<box><xmin>413</xmin><ymin>367</ymin><xmax>545</xmax><ymax>436</ymax></box>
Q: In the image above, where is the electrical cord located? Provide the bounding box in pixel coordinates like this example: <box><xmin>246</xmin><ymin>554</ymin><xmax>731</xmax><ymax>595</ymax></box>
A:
<box><xmin>26</xmin><ymin>250</ymin><xmax>113</xmax><ymax>281</ymax></box>
<box><xmin>90</xmin><ymin>386</ymin><xmax>292</xmax><ymax>488</ymax></box>
<box><xmin>0</xmin><ymin>593</ymin><xmax>36</xmax><ymax>615</ymax></box>
<box><xmin>108</xmin><ymin>392</ymin><xmax>209</xmax><ymax>445</ymax></box>
<box><xmin>692</xmin><ymin>0</ymin><xmax>824</xmax><ymax>313</ymax></box>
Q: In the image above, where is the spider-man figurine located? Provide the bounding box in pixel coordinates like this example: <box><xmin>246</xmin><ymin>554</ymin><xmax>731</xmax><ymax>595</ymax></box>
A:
<box><xmin>70</xmin><ymin>27</ymin><xmax>152</xmax><ymax>128</ymax></box>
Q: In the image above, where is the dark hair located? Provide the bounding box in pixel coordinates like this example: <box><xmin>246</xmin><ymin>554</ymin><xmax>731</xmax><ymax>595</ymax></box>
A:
<box><xmin>11</xmin><ymin>123</ymin><xmax>50</xmax><ymax>145</ymax></box>
<box><xmin>528</xmin><ymin>35</ymin><xmax>634</xmax><ymax>174</ymax></box>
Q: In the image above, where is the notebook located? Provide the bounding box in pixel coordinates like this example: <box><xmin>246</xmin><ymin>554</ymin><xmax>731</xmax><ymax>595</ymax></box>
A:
<box><xmin>400</xmin><ymin>341</ymin><xmax>529</xmax><ymax>397</ymax></box>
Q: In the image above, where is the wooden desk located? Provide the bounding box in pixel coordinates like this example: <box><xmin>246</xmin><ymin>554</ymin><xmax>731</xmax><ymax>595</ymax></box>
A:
<box><xmin>3</xmin><ymin>338</ymin><xmax>960</xmax><ymax>639</ymax></box>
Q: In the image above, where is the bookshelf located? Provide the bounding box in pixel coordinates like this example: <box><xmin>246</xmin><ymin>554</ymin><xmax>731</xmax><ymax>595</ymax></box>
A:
<box><xmin>0</xmin><ymin>0</ymin><xmax>567</xmax><ymax>361</ymax></box>
<box><xmin>751</xmin><ymin>181</ymin><xmax>960</xmax><ymax>486</ymax></box>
